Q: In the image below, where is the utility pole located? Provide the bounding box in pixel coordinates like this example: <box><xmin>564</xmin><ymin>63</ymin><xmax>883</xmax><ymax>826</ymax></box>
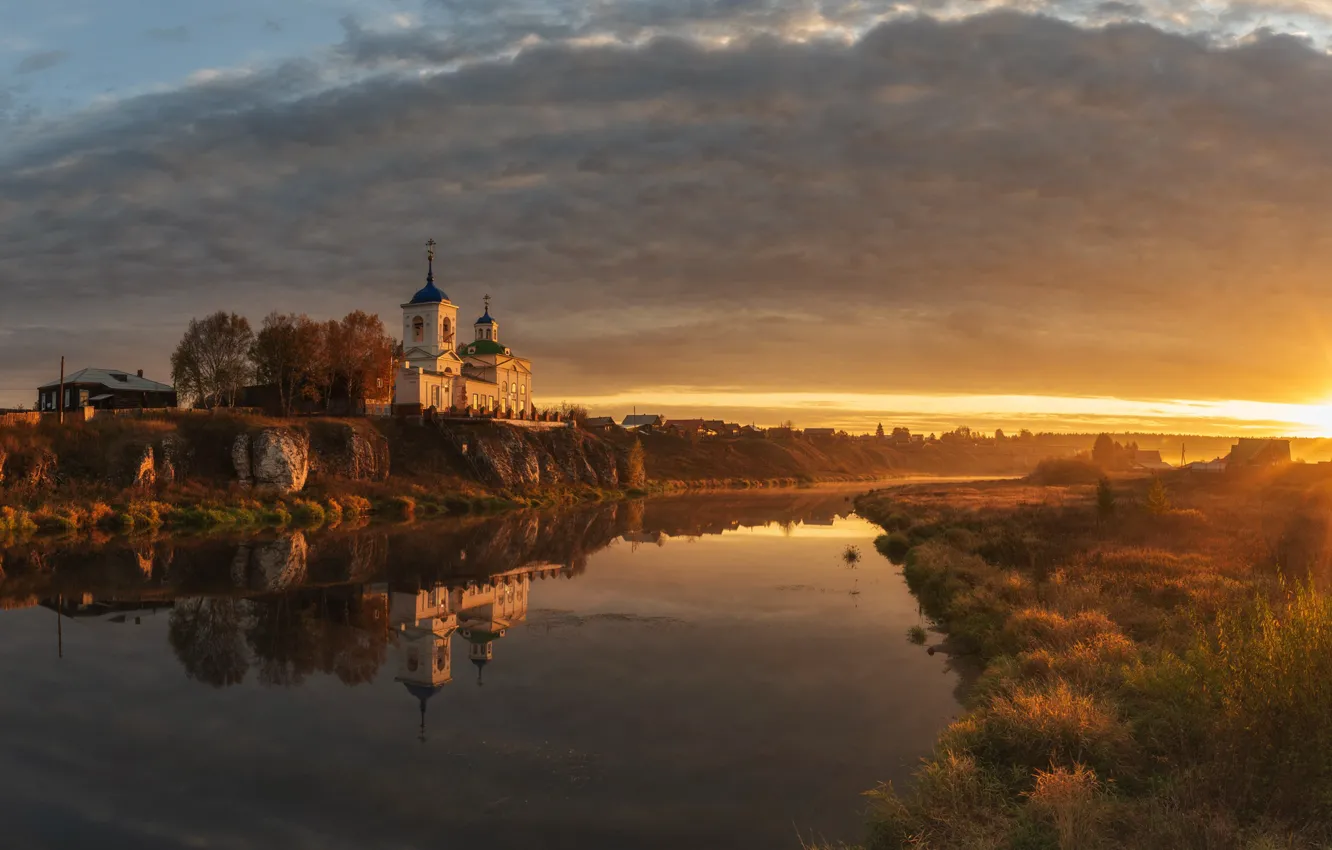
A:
<box><xmin>57</xmin><ymin>356</ymin><xmax>65</xmax><ymax>424</ymax></box>
<box><xmin>1180</xmin><ymin>442</ymin><xmax>1186</xmax><ymax>468</ymax></box>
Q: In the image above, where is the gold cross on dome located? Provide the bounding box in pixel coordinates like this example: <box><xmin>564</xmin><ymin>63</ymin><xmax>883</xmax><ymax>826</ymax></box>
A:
<box><xmin>426</xmin><ymin>238</ymin><xmax>436</xmax><ymax>262</ymax></box>
<box><xmin>484</xmin><ymin>293</ymin><xmax>491</xmax><ymax>313</ymax></box>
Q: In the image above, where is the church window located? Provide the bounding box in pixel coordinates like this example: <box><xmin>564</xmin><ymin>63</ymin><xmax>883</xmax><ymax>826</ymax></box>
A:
<box><xmin>502</xmin><ymin>382</ymin><xmax>507</xmax><ymax>393</ymax></box>
<box><xmin>412</xmin><ymin>316</ymin><xmax>424</xmax><ymax>342</ymax></box>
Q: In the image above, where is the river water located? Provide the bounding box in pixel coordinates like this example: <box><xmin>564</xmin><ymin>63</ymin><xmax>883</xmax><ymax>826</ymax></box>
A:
<box><xmin>0</xmin><ymin>486</ymin><xmax>965</xmax><ymax>849</ymax></box>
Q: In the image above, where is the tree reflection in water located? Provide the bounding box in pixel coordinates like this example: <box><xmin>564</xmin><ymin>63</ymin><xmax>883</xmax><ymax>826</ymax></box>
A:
<box><xmin>8</xmin><ymin>488</ymin><xmax>862</xmax><ymax>691</ymax></box>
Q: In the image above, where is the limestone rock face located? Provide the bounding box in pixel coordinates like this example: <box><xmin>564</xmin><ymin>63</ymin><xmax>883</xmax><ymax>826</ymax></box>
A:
<box><xmin>310</xmin><ymin>425</ymin><xmax>390</xmax><ymax>482</ymax></box>
<box><xmin>472</xmin><ymin>428</ymin><xmax>542</xmax><ymax>488</ymax></box>
<box><xmin>231</xmin><ymin>434</ymin><xmax>252</xmax><ymax>487</ymax></box>
<box><xmin>233</xmin><ymin>428</ymin><xmax>309</xmax><ymax>493</ymax></box>
<box><xmin>233</xmin><ymin>533</ymin><xmax>310</xmax><ymax>591</ymax></box>
<box><xmin>156</xmin><ymin>434</ymin><xmax>186</xmax><ymax>484</ymax></box>
<box><xmin>451</xmin><ymin>424</ymin><xmax>620</xmax><ymax>490</ymax></box>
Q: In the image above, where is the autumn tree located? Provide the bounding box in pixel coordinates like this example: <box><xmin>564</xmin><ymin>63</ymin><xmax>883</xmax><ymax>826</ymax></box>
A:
<box><xmin>170</xmin><ymin>311</ymin><xmax>254</xmax><ymax>408</ymax></box>
<box><xmin>250</xmin><ymin>312</ymin><xmax>323</xmax><ymax>416</ymax></box>
<box><xmin>625</xmin><ymin>438</ymin><xmax>647</xmax><ymax>488</ymax></box>
<box><xmin>168</xmin><ymin>597</ymin><xmax>251</xmax><ymax>688</ymax></box>
<box><xmin>316</xmin><ymin>311</ymin><xmax>396</xmax><ymax>412</ymax></box>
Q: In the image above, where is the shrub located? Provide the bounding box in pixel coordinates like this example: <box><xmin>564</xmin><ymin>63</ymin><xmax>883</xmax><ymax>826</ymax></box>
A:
<box><xmin>323</xmin><ymin>498</ymin><xmax>344</xmax><ymax>525</ymax></box>
<box><xmin>341</xmin><ymin>494</ymin><xmax>372</xmax><ymax>518</ymax></box>
<box><xmin>387</xmin><ymin>495</ymin><xmax>416</xmax><ymax>520</ymax></box>
<box><xmin>1026</xmin><ymin>763</ymin><xmax>1107</xmax><ymax>850</ymax></box>
<box><xmin>1191</xmin><ymin>583</ymin><xmax>1332</xmax><ymax>818</ymax></box>
<box><xmin>945</xmin><ymin>680</ymin><xmax>1134</xmax><ymax>776</ymax></box>
<box><xmin>289</xmin><ymin>499</ymin><xmax>326</xmax><ymax>528</ymax></box>
<box><xmin>907</xmin><ymin>625</ymin><xmax>928</xmax><ymax>645</ymax></box>
<box><xmin>877</xmin><ymin>532</ymin><xmax>911</xmax><ymax>562</ymax></box>
<box><xmin>1003</xmin><ymin>609</ymin><xmax>1120</xmax><ymax>654</ymax></box>
<box><xmin>1027</xmin><ymin>457</ymin><xmax>1103</xmax><ymax>486</ymax></box>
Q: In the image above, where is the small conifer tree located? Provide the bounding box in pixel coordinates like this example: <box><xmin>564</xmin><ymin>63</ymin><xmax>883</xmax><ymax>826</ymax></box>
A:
<box><xmin>1096</xmin><ymin>476</ymin><xmax>1116</xmax><ymax>528</ymax></box>
<box><xmin>1146</xmin><ymin>476</ymin><xmax>1171</xmax><ymax>516</ymax></box>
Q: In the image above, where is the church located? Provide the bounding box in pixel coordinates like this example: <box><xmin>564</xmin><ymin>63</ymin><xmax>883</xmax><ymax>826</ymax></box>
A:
<box><xmin>394</xmin><ymin>240</ymin><xmax>535</xmax><ymax>416</ymax></box>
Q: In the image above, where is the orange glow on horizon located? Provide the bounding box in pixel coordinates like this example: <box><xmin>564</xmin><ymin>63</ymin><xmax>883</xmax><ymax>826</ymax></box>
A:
<box><xmin>568</xmin><ymin>389</ymin><xmax>1332</xmax><ymax>437</ymax></box>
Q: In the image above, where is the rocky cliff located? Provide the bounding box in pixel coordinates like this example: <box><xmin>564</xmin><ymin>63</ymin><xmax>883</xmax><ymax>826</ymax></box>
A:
<box><xmin>0</xmin><ymin>416</ymin><xmax>627</xmax><ymax>497</ymax></box>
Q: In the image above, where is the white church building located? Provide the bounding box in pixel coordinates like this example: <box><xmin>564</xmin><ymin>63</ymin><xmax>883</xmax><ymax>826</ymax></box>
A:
<box><xmin>394</xmin><ymin>240</ymin><xmax>535</xmax><ymax>417</ymax></box>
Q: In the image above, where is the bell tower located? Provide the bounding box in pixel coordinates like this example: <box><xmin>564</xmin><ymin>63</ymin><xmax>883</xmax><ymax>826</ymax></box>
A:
<box><xmin>402</xmin><ymin>239</ymin><xmax>459</xmax><ymax>367</ymax></box>
<box><xmin>474</xmin><ymin>294</ymin><xmax>499</xmax><ymax>343</ymax></box>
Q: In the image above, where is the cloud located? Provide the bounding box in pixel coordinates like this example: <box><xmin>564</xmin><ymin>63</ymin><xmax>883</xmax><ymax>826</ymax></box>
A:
<box><xmin>15</xmin><ymin>49</ymin><xmax>69</xmax><ymax>74</ymax></box>
<box><xmin>145</xmin><ymin>26</ymin><xmax>191</xmax><ymax>43</ymax></box>
<box><xmin>5</xmin><ymin>13</ymin><xmax>1332</xmax><ymax>413</ymax></box>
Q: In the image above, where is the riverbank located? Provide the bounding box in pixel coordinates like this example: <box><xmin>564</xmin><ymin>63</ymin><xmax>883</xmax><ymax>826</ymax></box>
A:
<box><xmin>849</xmin><ymin>472</ymin><xmax>1332</xmax><ymax>848</ymax></box>
<box><xmin>0</xmin><ymin>413</ymin><xmax>1038</xmax><ymax>543</ymax></box>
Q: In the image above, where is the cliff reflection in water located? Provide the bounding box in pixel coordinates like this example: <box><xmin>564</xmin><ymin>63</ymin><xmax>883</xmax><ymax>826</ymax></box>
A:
<box><xmin>4</xmin><ymin>490</ymin><xmax>861</xmax><ymax>707</ymax></box>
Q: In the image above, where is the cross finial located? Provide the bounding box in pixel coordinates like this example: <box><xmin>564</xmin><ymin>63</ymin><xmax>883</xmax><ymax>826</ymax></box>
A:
<box><xmin>426</xmin><ymin>238</ymin><xmax>436</xmax><ymax>262</ymax></box>
<box><xmin>484</xmin><ymin>293</ymin><xmax>491</xmax><ymax>315</ymax></box>
<box><xmin>425</xmin><ymin>238</ymin><xmax>436</xmax><ymax>283</ymax></box>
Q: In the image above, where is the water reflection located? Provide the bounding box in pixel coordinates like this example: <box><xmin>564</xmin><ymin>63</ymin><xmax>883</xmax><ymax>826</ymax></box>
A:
<box><xmin>5</xmin><ymin>491</ymin><xmax>866</xmax><ymax>693</ymax></box>
<box><xmin>0</xmin><ymin>488</ymin><xmax>962</xmax><ymax>849</ymax></box>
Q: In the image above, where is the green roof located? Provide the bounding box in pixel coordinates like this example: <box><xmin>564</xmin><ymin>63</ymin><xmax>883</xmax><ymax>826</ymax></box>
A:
<box><xmin>464</xmin><ymin>340</ymin><xmax>510</xmax><ymax>356</ymax></box>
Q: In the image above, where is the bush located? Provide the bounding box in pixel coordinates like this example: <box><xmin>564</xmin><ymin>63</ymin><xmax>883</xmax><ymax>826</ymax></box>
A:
<box><xmin>289</xmin><ymin>499</ymin><xmax>326</xmax><ymax>527</ymax></box>
<box><xmin>1191</xmin><ymin>583</ymin><xmax>1332</xmax><ymax>818</ymax></box>
<box><xmin>341</xmin><ymin>494</ymin><xmax>372</xmax><ymax>518</ymax></box>
<box><xmin>944</xmin><ymin>680</ymin><xmax>1134</xmax><ymax>776</ymax></box>
<box><xmin>1026</xmin><ymin>763</ymin><xmax>1107</xmax><ymax>850</ymax></box>
<box><xmin>877</xmin><ymin>532</ymin><xmax>911</xmax><ymax>562</ymax></box>
<box><xmin>387</xmin><ymin>495</ymin><xmax>416</xmax><ymax>520</ymax></box>
<box><xmin>1027</xmin><ymin>457</ymin><xmax>1104</xmax><ymax>486</ymax></box>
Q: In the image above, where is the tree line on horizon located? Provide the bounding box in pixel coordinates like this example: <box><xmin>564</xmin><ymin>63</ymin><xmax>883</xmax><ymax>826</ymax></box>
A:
<box><xmin>171</xmin><ymin>310</ymin><xmax>397</xmax><ymax>414</ymax></box>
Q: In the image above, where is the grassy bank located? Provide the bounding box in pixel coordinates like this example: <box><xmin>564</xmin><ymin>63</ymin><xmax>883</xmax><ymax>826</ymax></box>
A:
<box><xmin>847</xmin><ymin>473</ymin><xmax>1332</xmax><ymax>849</ymax></box>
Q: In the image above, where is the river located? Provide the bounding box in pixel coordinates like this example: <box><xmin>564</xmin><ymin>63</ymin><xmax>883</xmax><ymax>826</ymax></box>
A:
<box><xmin>0</xmin><ymin>485</ymin><xmax>966</xmax><ymax>849</ymax></box>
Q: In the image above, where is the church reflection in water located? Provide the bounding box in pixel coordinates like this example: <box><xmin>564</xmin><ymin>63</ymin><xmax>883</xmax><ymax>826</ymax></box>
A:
<box><xmin>9</xmin><ymin>489</ymin><xmax>862</xmax><ymax>735</ymax></box>
<box><xmin>389</xmin><ymin>562</ymin><xmax>561</xmax><ymax>740</ymax></box>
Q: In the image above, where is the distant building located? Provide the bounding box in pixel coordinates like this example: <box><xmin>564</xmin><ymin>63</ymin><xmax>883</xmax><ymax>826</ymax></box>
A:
<box><xmin>1183</xmin><ymin>458</ymin><xmax>1227</xmax><ymax>473</ymax></box>
<box><xmin>583</xmin><ymin>416</ymin><xmax>617</xmax><ymax>431</ymax></box>
<box><xmin>1227</xmin><ymin>439</ymin><xmax>1291</xmax><ymax>467</ymax></box>
<box><xmin>36</xmin><ymin>368</ymin><xmax>176</xmax><ymax>412</ymax></box>
<box><xmin>1129</xmin><ymin>449</ymin><xmax>1173</xmax><ymax>471</ymax></box>
<box><xmin>805</xmin><ymin>427</ymin><xmax>837</xmax><ymax>439</ymax></box>
<box><xmin>622</xmin><ymin>414</ymin><xmax>664</xmax><ymax>429</ymax></box>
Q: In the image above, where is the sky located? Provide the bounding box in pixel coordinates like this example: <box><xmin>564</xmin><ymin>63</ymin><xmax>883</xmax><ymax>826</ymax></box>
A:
<box><xmin>6</xmin><ymin>1</ymin><xmax>1332</xmax><ymax>434</ymax></box>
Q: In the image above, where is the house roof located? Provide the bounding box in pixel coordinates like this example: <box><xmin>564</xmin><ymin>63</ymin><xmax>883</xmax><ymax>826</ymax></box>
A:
<box><xmin>39</xmin><ymin>368</ymin><xmax>173</xmax><ymax>393</ymax></box>
<box><xmin>621</xmin><ymin>414</ymin><xmax>662</xmax><ymax>427</ymax></box>
<box><xmin>584</xmin><ymin>417</ymin><xmax>616</xmax><ymax>427</ymax></box>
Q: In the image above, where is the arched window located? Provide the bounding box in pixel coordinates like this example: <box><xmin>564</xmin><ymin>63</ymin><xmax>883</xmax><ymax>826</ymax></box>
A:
<box><xmin>412</xmin><ymin>316</ymin><xmax>424</xmax><ymax>343</ymax></box>
<box><xmin>442</xmin><ymin>318</ymin><xmax>451</xmax><ymax>343</ymax></box>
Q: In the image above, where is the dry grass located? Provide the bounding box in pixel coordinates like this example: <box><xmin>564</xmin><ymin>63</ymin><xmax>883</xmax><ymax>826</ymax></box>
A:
<box><xmin>852</xmin><ymin>473</ymin><xmax>1332</xmax><ymax>849</ymax></box>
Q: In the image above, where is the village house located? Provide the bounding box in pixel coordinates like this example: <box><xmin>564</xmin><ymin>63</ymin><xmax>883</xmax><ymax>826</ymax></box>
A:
<box><xmin>1227</xmin><ymin>438</ymin><xmax>1291</xmax><ymax>467</ymax></box>
<box><xmin>622</xmin><ymin>414</ymin><xmax>664</xmax><ymax>430</ymax></box>
<box><xmin>36</xmin><ymin>368</ymin><xmax>176</xmax><ymax>412</ymax></box>
<box><xmin>393</xmin><ymin>241</ymin><xmax>535</xmax><ymax>417</ymax></box>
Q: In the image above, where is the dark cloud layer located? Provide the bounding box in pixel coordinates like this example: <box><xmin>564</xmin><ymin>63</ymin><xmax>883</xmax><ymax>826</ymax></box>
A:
<box><xmin>15</xmin><ymin>50</ymin><xmax>69</xmax><ymax>75</ymax></box>
<box><xmin>5</xmin><ymin>13</ymin><xmax>1332</xmax><ymax>409</ymax></box>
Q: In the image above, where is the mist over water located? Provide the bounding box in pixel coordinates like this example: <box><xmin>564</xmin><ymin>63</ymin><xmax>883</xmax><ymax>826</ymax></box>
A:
<box><xmin>0</xmin><ymin>489</ymin><xmax>964</xmax><ymax>849</ymax></box>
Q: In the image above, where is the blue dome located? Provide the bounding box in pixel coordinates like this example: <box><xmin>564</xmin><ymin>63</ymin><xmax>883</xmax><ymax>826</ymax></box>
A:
<box><xmin>403</xmin><ymin>681</ymin><xmax>444</xmax><ymax>702</ymax></box>
<box><xmin>474</xmin><ymin>310</ymin><xmax>495</xmax><ymax>325</ymax></box>
<box><xmin>411</xmin><ymin>280</ymin><xmax>448</xmax><ymax>304</ymax></box>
